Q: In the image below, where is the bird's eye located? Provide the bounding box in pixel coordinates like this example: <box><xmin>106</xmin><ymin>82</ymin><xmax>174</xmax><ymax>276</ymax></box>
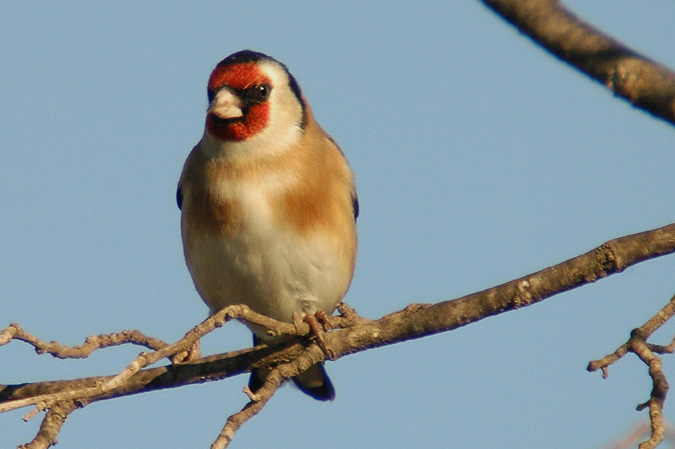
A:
<box><xmin>244</xmin><ymin>84</ymin><xmax>271</xmax><ymax>105</ymax></box>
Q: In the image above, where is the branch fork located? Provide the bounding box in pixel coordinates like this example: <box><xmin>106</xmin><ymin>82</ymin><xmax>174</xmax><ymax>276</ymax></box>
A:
<box><xmin>0</xmin><ymin>303</ymin><xmax>361</xmax><ymax>449</ymax></box>
<box><xmin>588</xmin><ymin>292</ymin><xmax>675</xmax><ymax>449</ymax></box>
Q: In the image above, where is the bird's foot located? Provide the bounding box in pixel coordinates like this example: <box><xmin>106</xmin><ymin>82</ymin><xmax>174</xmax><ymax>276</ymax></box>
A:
<box><xmin>293</xmin><ymin>311</ymin><xmax>336</xmax><ymax>361</ymax></box>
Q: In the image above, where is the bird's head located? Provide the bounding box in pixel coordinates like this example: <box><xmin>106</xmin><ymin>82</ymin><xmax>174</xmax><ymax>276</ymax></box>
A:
<box><xmin>204</xmin><ymin>50</ymin><xmax>307</xmax><ymax>152</ymax></box>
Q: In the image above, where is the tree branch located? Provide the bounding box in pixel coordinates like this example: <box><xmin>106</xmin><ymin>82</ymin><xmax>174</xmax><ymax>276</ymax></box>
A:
<box><xmin>588</xmin><ymin>291</ymin><xmax>675</xmax><ymax>449</ymax></box>
<box><xmin>2</xmin><ymin>223</ymin><xmax>675</xmax><ymax>447</ymax></box>
<box><xmin>0</xmin><ymin>325</ymin><xmax>168</xmax><ymax>359</ymax></box>
<box><xmin>18</xmin><ymin>400</ymin><xmax>79</xmax><ymax>449</ymax></box>
<box><xmin>481</xmin><ymin>0</ymin><xmax>675</xmax><ymax>127</ymax></box>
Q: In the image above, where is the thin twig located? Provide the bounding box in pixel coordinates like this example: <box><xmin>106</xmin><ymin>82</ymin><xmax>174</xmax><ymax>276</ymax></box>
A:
<box><xmin>17</xmin><ymin>400</ymin><xmax>79</xmax><ymax>449</ymax></box>
<box><xmin>102</xmin><ymin>304</ymin><xmax>318</xmax><ymax>392</ymax></box>
<box><xmin>211</xmin><ymin>371</ymin><xmax>282</xmax><ymax>449</ymax></box>
<box><xmin>588</xmin><ymin>291</ymin><xmax>675</xmax><ymax>449</ymax></box>
<box><xmin>211</xmin><ymin>345</ymin><xmax>327</xmax><ymax>448</ymax></box>
<box><xmin>632</xmin><ymin>336</ymin><xmax>668</xmax><ymax>449</ymax></box>
<box><xmin>0</xmin><ymin>324</ymin><xmax>168</xmax><ymax>358</ymax></box>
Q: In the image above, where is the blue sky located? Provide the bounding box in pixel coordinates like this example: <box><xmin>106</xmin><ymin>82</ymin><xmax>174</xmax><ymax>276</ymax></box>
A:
<box><xmin>2</xmin><ymin>2</ymin><xmax>675</xmax><ymax>448</ymax></box>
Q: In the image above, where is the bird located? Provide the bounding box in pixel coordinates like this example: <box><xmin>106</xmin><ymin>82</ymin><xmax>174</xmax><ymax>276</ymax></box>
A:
<box><xmin>177</xmin><ymin>50</ymin><xmax>358</xmax><ymax>401</ymax></box>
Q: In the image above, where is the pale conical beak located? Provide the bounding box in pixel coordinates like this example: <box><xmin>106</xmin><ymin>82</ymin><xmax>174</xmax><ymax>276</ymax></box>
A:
<box><xmin>208</xmin><ymin>88</ymin><xmax>243</xmax><ymax>119</ymax></box>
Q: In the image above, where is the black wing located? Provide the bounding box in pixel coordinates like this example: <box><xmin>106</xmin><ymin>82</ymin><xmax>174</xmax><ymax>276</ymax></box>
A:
<box><xmin>352</xmin><ymin>191</ymin><xmax>359</xmax><ymax>221</ymax></box>
<box><xmin>176</xmin><ymin>184</ymin><xmax>183</xmax><ymax>210</ymax></box>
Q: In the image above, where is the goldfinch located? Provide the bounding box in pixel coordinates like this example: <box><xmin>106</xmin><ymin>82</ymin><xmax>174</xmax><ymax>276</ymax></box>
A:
<box><xmin>177</xmin><ymin>50</ymin><xmax>358</xmax><ymax>400</ymax></box>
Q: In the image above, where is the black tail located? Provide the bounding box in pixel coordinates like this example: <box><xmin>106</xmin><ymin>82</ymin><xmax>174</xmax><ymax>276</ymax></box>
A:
<box><xmin>249</xmin><ymin>336</ymin><xmax>335</xmax><ymax>401</ymax></box>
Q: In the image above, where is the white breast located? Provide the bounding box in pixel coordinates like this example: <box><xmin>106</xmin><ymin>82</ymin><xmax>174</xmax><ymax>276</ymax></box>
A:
<box><xmin>183</xmin><ymin>176</ymin><xmax>351</xmax><ymax>335</ymax></box>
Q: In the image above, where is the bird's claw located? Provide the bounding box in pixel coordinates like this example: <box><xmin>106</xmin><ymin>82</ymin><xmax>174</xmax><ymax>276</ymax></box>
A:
<box><xmin>296</xmin><ymin>311</ymin><xmax>336</xmax><ymax>361</ymax></box>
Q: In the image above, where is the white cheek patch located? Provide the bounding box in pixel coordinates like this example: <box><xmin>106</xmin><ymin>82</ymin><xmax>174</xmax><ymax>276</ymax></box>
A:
<box><xmin>201</xmin><ymin>60</ymin><xmax>304</xmax><ymax>162</ymax></box>
<box><xmin>245</xmin><ymin>62</ymin><xmax>304</xmax><ymax>152</ymax></box>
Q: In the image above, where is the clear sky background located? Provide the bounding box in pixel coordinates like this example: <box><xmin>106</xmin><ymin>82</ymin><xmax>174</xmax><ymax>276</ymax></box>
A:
<box><xmin>2</xmin><ymin>2</ymin><xmax>675</xmax><ymax>448</ymax></box>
